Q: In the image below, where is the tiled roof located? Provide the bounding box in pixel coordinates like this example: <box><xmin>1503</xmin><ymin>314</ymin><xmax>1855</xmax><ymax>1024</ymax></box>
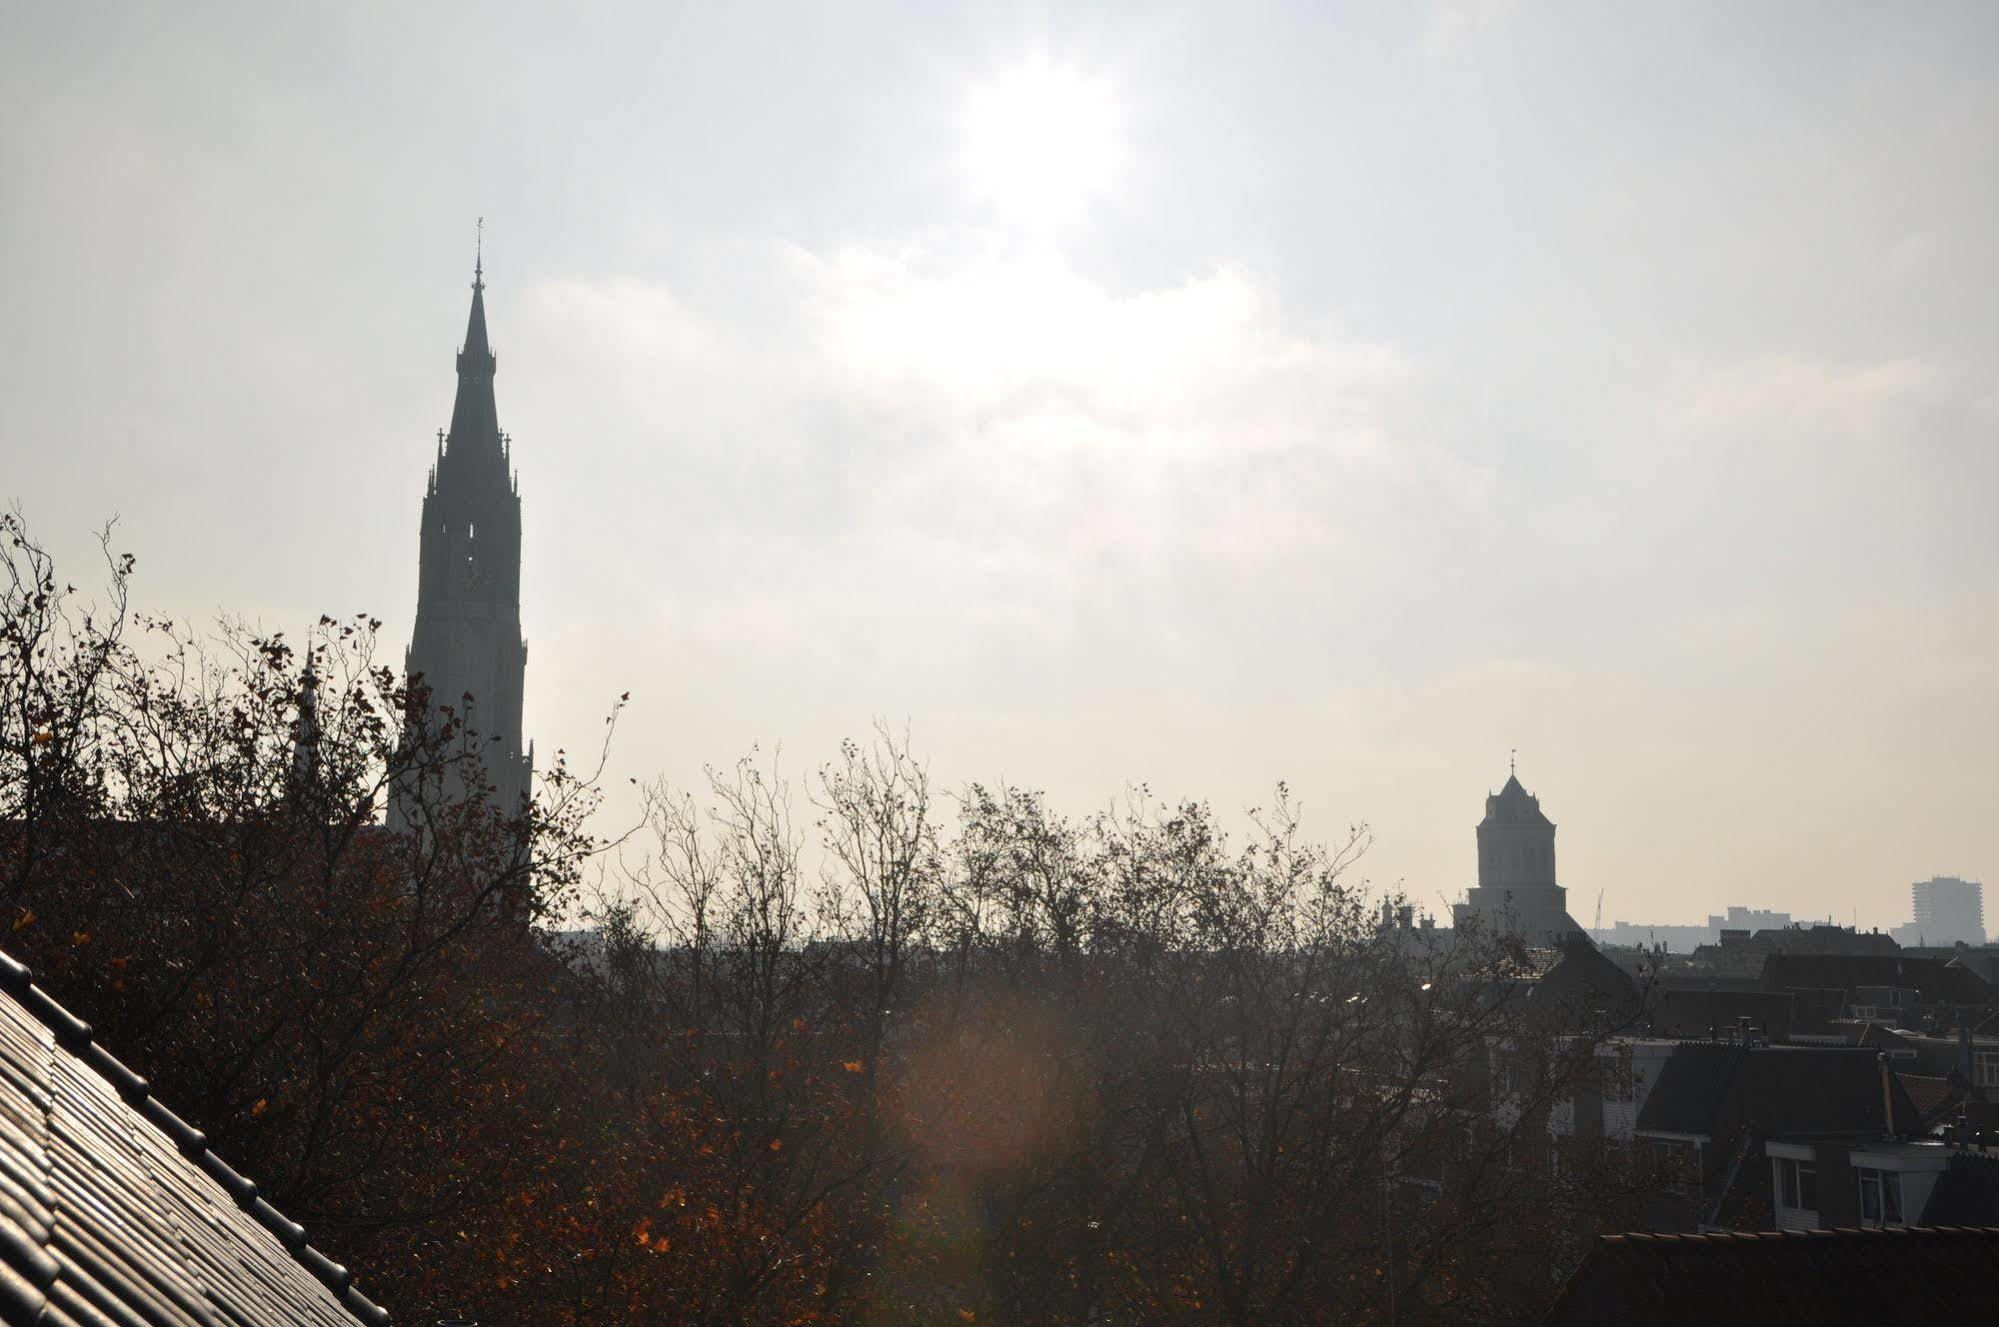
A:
<box><xmin>1635</xmin><ymin>1043</ymin><xmax>1747</xmax><ymax>1135</ymax></box>
<box><xmin>1642</xmin><ymin>987</ymin><xmax>1795</xmax><ymax>1040</ymax></box>
<box><xmin>1636</xmin><ymin>1044</ymin><xmax>1914</xmax><ymax>1138</ymax></box>
<box><xmin>1895</xmin><ymin>1072</ymin><xmax>1962</xmax><ymax>1128</ymax></box>
<box><xmin>1762</xmin><ymin>953</ymin><xmax>1995</xmax><ymax>1005</ymax></box>
<box><xmin>0</xmin><ymin>948</ymin><xmax>388</xmax><ymax>1326</ymax></box>
<box><xmin>1544</xmin><ymin>1226</ymin><xmax>1999</xmax><ymax>1325</ymax></box>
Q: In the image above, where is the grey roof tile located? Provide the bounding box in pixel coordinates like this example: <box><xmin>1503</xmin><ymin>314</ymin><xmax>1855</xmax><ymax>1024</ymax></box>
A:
<box><xmin>0</xmin><ymin>949</ymin><xmax>383</xmax><ymax>1325</ymax></box>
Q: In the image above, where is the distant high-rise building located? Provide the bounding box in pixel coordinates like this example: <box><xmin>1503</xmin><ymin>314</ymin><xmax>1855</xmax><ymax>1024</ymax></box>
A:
<box><xmin>389</xmin><ymin>248</ymin><xmax>532</xmax><ymax>829</ymax></box>
<box><xmin>1454</xmin><ymin>767</ymin><xmax>1584</xmax><ymax>945</ymax></box>
<box><xmin>1894</xmin><ymin>876</ymin><xmax>1984</xmax><ymax>947</ymax></box>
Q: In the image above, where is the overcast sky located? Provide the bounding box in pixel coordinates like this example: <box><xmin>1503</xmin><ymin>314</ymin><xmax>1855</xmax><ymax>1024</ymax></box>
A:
<box><xmin>6</xmin><ymin>1</ymin><xmax>1996</xmax><ymax>931</ymax></box>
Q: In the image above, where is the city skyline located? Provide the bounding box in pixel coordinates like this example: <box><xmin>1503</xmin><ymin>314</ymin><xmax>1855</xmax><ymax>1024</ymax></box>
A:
<box><xmin>6</xmin><ymin>2</ymin><xmax>1995</xmax><ymax>932</ymax></box>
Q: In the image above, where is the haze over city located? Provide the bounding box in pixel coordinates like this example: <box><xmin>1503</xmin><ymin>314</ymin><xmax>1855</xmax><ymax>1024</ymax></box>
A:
<box><xmin>6</xmin><ymin>0</ymin><xmax>1995</xmax><ymax>932</ymax></box>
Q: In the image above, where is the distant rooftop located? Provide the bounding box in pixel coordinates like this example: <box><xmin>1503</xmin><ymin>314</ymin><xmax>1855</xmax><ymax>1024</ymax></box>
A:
<box><xmin>1547</xmin><ymin>1226</ymin><xmax>1999</xmax><ymax>1325</ymax></box>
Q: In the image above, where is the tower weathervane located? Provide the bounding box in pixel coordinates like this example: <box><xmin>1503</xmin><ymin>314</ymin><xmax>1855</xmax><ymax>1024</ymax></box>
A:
<box><xmin>474</xmin><ymin>217</ymin><xmax>484</xmax><ymax>288</ymax></box>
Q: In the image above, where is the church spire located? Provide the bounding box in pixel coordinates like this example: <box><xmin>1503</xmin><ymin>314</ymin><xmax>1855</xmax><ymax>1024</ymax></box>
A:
<box><xmin>464</xmin><ymin>219</ymin><xmax>488</xmax><ymax>355</ymax></box>
<box><xmin>447</xmin><ymin>222</ymin><xmax>500</xmax><ymax>458</ymax></box>
<box><xmin>391</xmin><ymin>249</ymin><xmax>533</xmax><ymax>837</ymax></box>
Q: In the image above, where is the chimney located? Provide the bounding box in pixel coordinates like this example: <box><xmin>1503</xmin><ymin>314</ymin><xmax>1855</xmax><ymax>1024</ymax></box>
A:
<box><xmin>1879</xmin><ymin>1051</ymin><xmax>1896</xmax><ymax>1141</ymax></box>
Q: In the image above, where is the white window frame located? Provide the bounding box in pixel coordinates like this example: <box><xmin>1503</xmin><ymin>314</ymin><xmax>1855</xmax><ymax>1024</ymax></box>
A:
<box><xmin>1775</xmin><ymin>1155</ymin><xmax>1817</xmax><ymax>1211</ymax></box>
<box><xmin>1857</xmin><ymin>1167</ymin><xmax>1904</xmax><ymax>1228</ymax></box>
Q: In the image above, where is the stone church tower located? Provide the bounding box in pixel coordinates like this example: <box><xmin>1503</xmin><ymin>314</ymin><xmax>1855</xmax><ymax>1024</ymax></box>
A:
<box><xmin>1453</xmin><ymin>767</ymin><xmax>1584</xmax><ymax>945</ymax></box>
<box><xmin>390</xmin><ymin>251</ymin><xmax>532</xmax><ymax>828</ymax></box>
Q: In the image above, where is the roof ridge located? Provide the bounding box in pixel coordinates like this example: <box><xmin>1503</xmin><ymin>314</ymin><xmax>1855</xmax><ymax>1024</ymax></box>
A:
<box><xmin>1603</xmin><ymin>1224</ymin><xmax>1999</xmax><ymax>1243</ymax></box>
<box><xmin>0</xmin><ymin>946</ymin><xmax>390</xmax><ymax>1325</ymax></box>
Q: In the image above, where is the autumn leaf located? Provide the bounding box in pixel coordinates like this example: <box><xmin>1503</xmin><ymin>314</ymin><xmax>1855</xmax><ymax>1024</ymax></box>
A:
<box><xmin>250</xmin><ymin>1098</ymin><xmax>269</xmax><ymax>1117</ymax></box>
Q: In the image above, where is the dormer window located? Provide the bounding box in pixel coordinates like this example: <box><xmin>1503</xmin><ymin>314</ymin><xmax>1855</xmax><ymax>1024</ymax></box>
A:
<box><xmin>1777</xmin><ymin>1156</ymin><xmax>1817</xmax><ymax>1210</ymax></box>
<box><xmin>1858</xmin><ymin>1168</ymin><xmax>1904</xmax><ymax>1227</ymax></box>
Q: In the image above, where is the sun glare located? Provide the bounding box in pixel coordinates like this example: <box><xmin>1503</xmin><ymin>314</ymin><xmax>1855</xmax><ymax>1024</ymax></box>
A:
<box><xmin>956</xmin><ymin>57</ymin><xmax>1126</xmax><ymax>233</ymax></box>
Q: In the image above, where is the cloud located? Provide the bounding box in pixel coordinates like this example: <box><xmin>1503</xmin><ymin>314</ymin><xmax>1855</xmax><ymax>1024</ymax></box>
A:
<box><xmin>802</xmin><ymin>239</ymin><xmax>1442</xmax><ymax>570</ymax></box>
<box><xmin>1423</xmin><ymin>0</ymin><xmax>1530</xmax><ymax>60</ymax></box>
<box><xmin>510</xmin><ymin>233</ymin><xmax>1485</xmax><ymax>669</ymax></box>
<box><xmin>1660</xmin><ymin>354</ymin><xmax>1943</xmax><ymax>452</ymax></box>
<box><xmin>1570</xmin><ymin>350</ymin><xmax>1980</xmax><ymax>613</ymax></box>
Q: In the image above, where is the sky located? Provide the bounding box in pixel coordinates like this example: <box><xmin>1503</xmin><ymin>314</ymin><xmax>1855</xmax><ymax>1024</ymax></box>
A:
<box><xmin>4</xmin><ymin>1</ymin><xmax>1996</xmax><ymax>932</ymax></box>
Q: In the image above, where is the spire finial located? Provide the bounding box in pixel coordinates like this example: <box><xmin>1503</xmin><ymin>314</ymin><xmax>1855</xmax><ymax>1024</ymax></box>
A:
<box><xmin>474</xmin><ymin>216</ymin><xmax>484</xmax><ymax>289</ymax></box>
<box><xmin>1510</xmin><ymin>747</ymin><xmax>1517</xmax><ymax>777</ymax></box>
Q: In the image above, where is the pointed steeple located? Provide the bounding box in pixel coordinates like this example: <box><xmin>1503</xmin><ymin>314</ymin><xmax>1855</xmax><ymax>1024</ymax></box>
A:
<box><xmin>462</xmin><ymin>269</ymin><xmax>491</xmax><ymax>361</ymax></box>
<box><xmin>447</xmin><ymin>222</ymin><xmax>500</xmax><ymax>459</ymax></box>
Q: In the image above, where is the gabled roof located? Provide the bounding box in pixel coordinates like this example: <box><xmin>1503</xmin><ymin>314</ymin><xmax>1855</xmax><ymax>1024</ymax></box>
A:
<box><xmin>0</xmin><ymin>948</ymin><xmax>388</xmax><ymax>1326</ymax></box>
<box><xmin>1545</xmin><ymin>1226</ymin><xmax>1999</xmax><ymax>1326</ymax></box>
<box><xmin>1636</xmin><ymin>1044</ymin><xmax>1914</xmax><ymax>1139</ymax></box>
<box><xmin>1530</xmin><ymin>939</ymin><xmax>1642</xmax><ymax>1028</ymax></box>
<box><xmin>1896</xmin><ymin>1072</ymin><xmax>1964</xmax><ymax>1129</ymax></box>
